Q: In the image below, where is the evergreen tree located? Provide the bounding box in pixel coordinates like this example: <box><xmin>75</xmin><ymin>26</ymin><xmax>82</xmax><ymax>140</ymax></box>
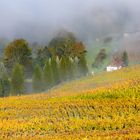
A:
<box><xmin>0</xmin><ymin>82</ymin><xmax>3</xmax><ymax>97</ymax></box>
<box><xmin>92</xmin><ymin>49</ymin><xmax>107</xmax><ymax>68</ymax></box>
<box><xmin>32</xmin><ymin>64</ymin><xmax>43</xmax><ymax>92</ymax></box>
<box><xmin>0</xmin><ymin>62</ymin><xmax>7</xmax><ymax>77</ymax></box>
<box><xmin>50</xmin><ymin>57</ymin><xmax>60</xmax><ymax>85</ymax></box>
<box><xmin>60</xmin><ymin>56</ymin><xmax>75</xmax><ymax>82</ymax></box>
<box><xmin>0</xmin><ymin>62</ymin><xmax>10</xmax><ymax>97</ymax></box>
<box><xmin>11</xmin><ymin>63</ymin><xmax>25</xmax><ymax>95</ymax></box>
<box><xmin>43</xmin><ymin>59</ymin><xmax>53</xmax><ymax>89</ymax></box>
<box><xmin>78</xmin><ymin>55</ymin><xmax>88</xmax><ymax>76</ymax></box>
<box><xmin>73</xmin><ymin>57</ymin><xmax>80</xmax><ymax>78</ymax></box>
<box><xmin>35</xmin><ymin>47</ymin><xmax>52</xmax><ymax>68</ymax></box>
<box><xmin>66</xmin><ymin>57</ymin><xmax>74</xmax><ymax>80</ymax></box>
<box><xmin>122</xmin><ymin>51</ymin><xmax>129</xmax><ymax>67</ymax></box>
<box><xmin>59</xmin><ymin>56</ymin><xmax>67</xmax><ymax>81</ymax></box>
<box><xmin>1</xmin><ymin>75</ymin><xmax>10</xmax><ymax>97</ymax></box>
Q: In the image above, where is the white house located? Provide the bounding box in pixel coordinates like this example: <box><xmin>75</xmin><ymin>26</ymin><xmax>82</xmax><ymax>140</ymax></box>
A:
<box><xmin>106</xmin><ymin>65</ymin><xmax>122</xmax><ymax>72</ymax></box>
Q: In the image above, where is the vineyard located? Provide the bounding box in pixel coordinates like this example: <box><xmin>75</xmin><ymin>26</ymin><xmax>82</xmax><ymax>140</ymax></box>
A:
<box><xmin>0</xmin><ymin>65</ymin><xmax>140</xmax><ymax>139</ymax></box>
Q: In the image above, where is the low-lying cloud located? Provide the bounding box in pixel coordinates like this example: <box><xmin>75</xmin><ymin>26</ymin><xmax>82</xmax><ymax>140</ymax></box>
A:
<box><xmin>0</xmin><ymin>0</ymin><xmax>140</xmax><ymax>43</ymax></box>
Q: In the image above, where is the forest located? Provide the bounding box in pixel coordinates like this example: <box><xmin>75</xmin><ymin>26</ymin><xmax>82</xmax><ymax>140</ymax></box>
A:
<box><xmin>0</xmin><ymin>31</ymin><xmax>89</xmax><ymax>97</ymax></box>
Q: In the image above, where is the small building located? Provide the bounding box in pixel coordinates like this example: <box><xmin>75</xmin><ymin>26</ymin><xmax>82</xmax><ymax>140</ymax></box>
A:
<box><xmin>107</xmin><ymin>55</ymin><xmax>123</xmax><ymax>72</ymax></box>
<box><xmin>106</xmin><ymin>65</ymin><xmax>122</xmax><ymax>72</ymax></box>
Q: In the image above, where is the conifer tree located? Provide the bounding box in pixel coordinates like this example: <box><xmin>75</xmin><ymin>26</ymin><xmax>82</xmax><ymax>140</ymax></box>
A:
<box><xmin>72</xmin><ymin>58</ymin><xmax>78</xmax><ymax>79</ymax></box>
<box><xmin>50</xmin><ymin>57</ymin><xmax>60</xmax><ymax>85</ymax></box>
<box><xmin>66</xmin><ymin>57</ymin><xmax>74</xmax><ymax>80</ymax></box>
<box><xmin>59</xmin><ymin>56</ymin><xmax>67</xmax><ymax>81</ymax></box>
<box><xmin>78</xmin><ymin>54</ymin><xmax>88</xmax><ymax>76</ymax></box>
<box><xmin>1</xmin><ymin>75</ymin><xmax>10</xmax><ymax>97</ymax></box>
<box><xmin>11</xmin><ymin>63</ymin><xmax>25</xmax><ymax>95</ymax></box>
<box><xmin>43</xmin><ymin>59</ymin><xmax>53</xmax><ymax>89</ymax></box>
<box><xmin>32</xmin><ymin>64</ymin><xmax>43</xmax><ymax>92</ymax></box>
<box><xmin>122</xmin><ymin>51</ymin><xmax>129</xmax><ymax>67</ymax></box>
<box><xmin>92</xmin><ymin>49</ymin><xmax>107</xmax><ymax>68</ymax></box>
<box><xmin>0</xmin><ymin>82</ymin><xmax>3</xmax><ymax>97</ymax></box>
<box><xmin>0</xmin><ymin>62</ymin><xmax>10</xmax><ymax>97</ymax></box>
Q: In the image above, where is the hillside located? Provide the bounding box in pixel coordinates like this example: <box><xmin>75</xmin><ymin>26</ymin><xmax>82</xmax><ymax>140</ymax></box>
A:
<box><xmin>0</xmin><ymin>65</ymin><xmax>140</xmax><ymax>139</ymax></box>
<box><xmin>86</xmin><ymin>33</ymin><xmax>140</xmax><ymax>73</ymax></box>
<box><xmin>48</xmin><ymin>65</ymin><xmax>140</xmax><ymax>97</ymax></box>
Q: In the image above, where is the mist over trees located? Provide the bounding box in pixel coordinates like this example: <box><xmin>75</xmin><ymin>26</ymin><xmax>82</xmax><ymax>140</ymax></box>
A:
<box><xmin>0</xmin><ymin>30</ymin><xmax>130</xmax><ymax>97</ymax></box>
<box><xmin>0</xmin><ymin>31</ymin><xmax>89</xmax><ymax>97</ymax></box>
<box><xmin>0</xmin><ymin>0</ymin><xmax>140</xmax><ymax>45</ymax></box>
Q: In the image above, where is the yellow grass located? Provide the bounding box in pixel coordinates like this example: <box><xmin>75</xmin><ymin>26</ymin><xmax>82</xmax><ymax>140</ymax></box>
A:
<box><xmin>0</xmin><ymin>65</ymin><xmax>140</xmax><ymax>139</ymax></box>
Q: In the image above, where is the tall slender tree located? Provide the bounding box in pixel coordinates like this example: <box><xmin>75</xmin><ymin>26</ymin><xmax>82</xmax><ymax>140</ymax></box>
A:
<box><xmin>72</xmin><ymin>57</ymin><xmax>81</xmax><ymax>78</ymax></box>
<box><xmin>11</xmin><ymin>63</ymin><xmax>25</xmax><ymax>95</ymax></box>
<box><xmin>65</xmin><ymin>57</ymin><xmax>74</xmax><ymax>80</ymax></box>
<box><xmin>122</xmin><ymin>51</ymin><xmax>129</xmax><ymax>67</ymax></box>
<box><xmin>0</xmin><ymin>82</ymin><xmax>3</xmax><ymax>97</ymax></box>
<box><xmin>0</xmin><ymin>62</ymin><xmax>10</xmax><ymax>97</ymax></box>
<box><xmin>78</xmin><ymin>54</ymin><xmax>88</xmax><ymax>76</ymax></box>
<box><xmin>92</xmin><ymin>49</ymin><xmax>107</xmax><ymax>68</ymax></box>
<box><xmin>32</xmin><ymin>64</ymin><xmax>43</xmax><ymax>92</ymax></box>
<box><xmin>50</xmin><ymin>57</ymin><xmax>60</xmax><ymax>85</ymax></box>
<box><xmin>43</xmin><ymin>59</ymin><xmax>53</xmax><ymax>89</ymax></box>
<box><xmin>59</xmin><ymin>56</ymin><xmax>67</xmax><ymax>81</ymax></box>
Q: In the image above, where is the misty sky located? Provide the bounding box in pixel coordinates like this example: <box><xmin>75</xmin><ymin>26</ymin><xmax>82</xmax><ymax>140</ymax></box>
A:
<box><xmin>0</xmin><ymin>0</ymin><xmax>140</xmax><ymax>43</ymax></box>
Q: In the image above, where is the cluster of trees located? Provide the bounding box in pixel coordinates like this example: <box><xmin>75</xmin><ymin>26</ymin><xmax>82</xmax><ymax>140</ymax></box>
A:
<box><xmin>92</xmin><ymin>48</ymin><xmax>129</xmax><ymax>69</ymax></box>
<box><xmin>33</xmin><ymin>55</ymin><xmax>88</xmax><ymax>92</ymax></box>
<box><xmin>0</xmin><ymin>31</ymin><xmax>89</xmax><ymax>97</ymax></box>
<box><xmin>0</xmin><ymin>63</ymin><xmax>24</xmax><ymax>97</ymax></box>
<box><xmin>111</xmin><ymin>51</ymin><xmax>129</xmax><ymax>67</ymax></box>
<box><xmin>32</xmin><ymin>32</ymin><xmax>89</xmax><ymax>92</ymax></box>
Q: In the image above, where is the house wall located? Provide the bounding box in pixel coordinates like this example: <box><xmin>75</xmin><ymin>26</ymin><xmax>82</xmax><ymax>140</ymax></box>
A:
<box><xmin>106</xmin><ymin>66</ymin><xmax>121</xmax><ymax>72</ymax></box>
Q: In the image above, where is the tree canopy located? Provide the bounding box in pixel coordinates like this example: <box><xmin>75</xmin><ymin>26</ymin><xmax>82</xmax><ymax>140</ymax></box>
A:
<box><xmin>36</xmin><ymin>31</ymin><xmax>87</xmax><ymax>66</ymax></box>
<box><xmin>4</xmin><ymin>39</ymin><xmax>32</xmax><ymax>69</ymax></box>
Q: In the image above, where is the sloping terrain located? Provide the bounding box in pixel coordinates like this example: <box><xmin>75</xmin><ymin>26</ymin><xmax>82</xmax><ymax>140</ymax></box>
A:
<box><xmin>0</xmin><ymin>65</ymin><xmax>140</xmax><ymax>139</ymax></box>
<box><xmin>87</xmin><ymin>33</ymin><xmax>140</xmax><ymax>73</ymax></box>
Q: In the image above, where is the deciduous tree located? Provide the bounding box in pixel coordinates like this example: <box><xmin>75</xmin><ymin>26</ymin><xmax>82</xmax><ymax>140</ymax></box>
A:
<box><xmin>4</xmin><ymin>39</ymin><xmax>32</xmax><ymax>70</ymax></box>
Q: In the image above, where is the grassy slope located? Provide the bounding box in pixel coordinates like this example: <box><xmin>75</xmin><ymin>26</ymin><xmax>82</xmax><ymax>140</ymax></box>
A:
<box><xmin>48</xmin><ymin>65</ymin><xmax>140</xmax><ymax>97</ymax></box>
<box><xmin>0</xmin><ymin>65</ymin><xmax>140</xmax><ymax>139</ymax></box>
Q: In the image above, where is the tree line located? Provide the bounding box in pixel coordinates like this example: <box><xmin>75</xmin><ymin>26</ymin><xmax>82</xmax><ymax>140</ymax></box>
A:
<box><xmin>92</xmin><ymin>49</ymin><xmax>129</xmax><ymax>70</ymax></box>
<box><xmin>0</xmin><ymin>31</ymin><xmax>89</xmax><ymax>97</ymax></box>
